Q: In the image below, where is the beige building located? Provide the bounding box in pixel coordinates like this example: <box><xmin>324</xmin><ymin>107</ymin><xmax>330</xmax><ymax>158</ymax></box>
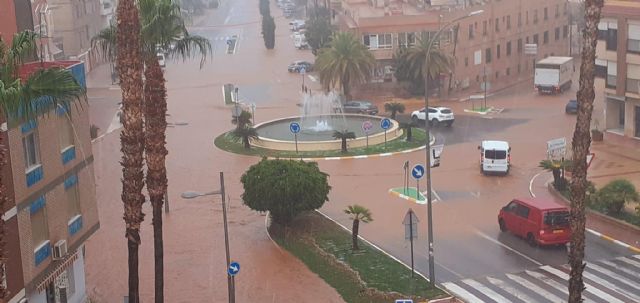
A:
<box><xmin>48</xmin><ymin>0</ymin><xmax>105</xmax><ymax>59</ymax></box>
<box><xmin>336</xmin><ymin>0</ymin><xmax>570</xmax><ymax>96</ymax></box>
<box><xmin>597</xmin><ymin>0</ymin><xmax>640</xmax><ymax>141</ymax></box>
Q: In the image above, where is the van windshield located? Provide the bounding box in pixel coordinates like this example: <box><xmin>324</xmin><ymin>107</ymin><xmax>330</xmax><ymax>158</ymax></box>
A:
<box><xmin>485</xmin><ymin>150</ymin><xmax>507</xmax><ymax>160</ymax></box>
<box><xmin>544</xmin><ymin>211</ymin><xmax>570</xmax><ymax>227</ymax></box>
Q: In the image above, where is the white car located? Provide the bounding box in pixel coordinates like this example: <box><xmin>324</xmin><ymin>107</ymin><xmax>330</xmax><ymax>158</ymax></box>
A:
<box><xmin>411</xmin><ymin>107</ymin><xmax>454</xmax><ymax>126</ymax></box>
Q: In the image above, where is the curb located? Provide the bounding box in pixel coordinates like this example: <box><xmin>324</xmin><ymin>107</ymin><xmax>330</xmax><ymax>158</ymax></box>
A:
<box><xmin>268</xmin><ymin>134</ymin><xmax>435</xmax><ymax>162</ymax></box>
<box><xmin>389</xmin><ymin>189</ymin><xmax>426</xmax><ymax>205</ymax></box>
<box><xmin>463</xmin><ymin>107</ymin><xmax>493</xmax><ymax>115</ymax></box>
<box><xmin>546</xmin><ymin>182</ymin><xmax>640</xmax><ymax>254</ymax></box>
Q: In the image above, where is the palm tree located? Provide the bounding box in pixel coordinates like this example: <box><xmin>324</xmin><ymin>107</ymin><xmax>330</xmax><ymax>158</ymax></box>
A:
<box><xmin>230</xmin><ymin>126</ymin><xmax>259</xmax><ymax>149</ymax></box>
<box><xmin>236</xmin><ymin>110</ymin><xmax>252</xmax><ymax>130</ymax></box>
<box><xmin>315</xmin><ymin>32</ymin><xmax>375</xmax><ymax>100</ymax></box>
<box><xmin>115</xmin><ymin>0</ymin><xmax>146</xmax><ymax>300</ymax></box>
<box><xmin>568</xmin><ymin>0</ymin><xmax>604</xmax><ymax>302</ymax></box>
<box><xmin>0</xmin><ymin>30</ymin><xmax>84</xmax><ymax>300</ymax></box>
<box><xmin>402</xmin><ymin>36</ymin><xmax>454</xmax><ymax>93</ymax></box>
<box><xmin>344</xmin><ymin>205</ymin><xmax>373</xmax><ymax>250</ymax></box>
<box><xmin>399</xmin><ymin>122</ymin><xmax>414</xmax><ymax>142</ymax></box>
<box><xmin>384</xmin><ymin>102</ymin><xmax>405</xmax><ymax>120</ymax></box>
<box><xmin>95</xmin><ymin>0</ymin><xmax>211</xmax><ymax>300</ymax></box>
<box><xmin>332</xmin><ymin>130</ymin><xmax>355</xmax><ymax>153</ymax></box>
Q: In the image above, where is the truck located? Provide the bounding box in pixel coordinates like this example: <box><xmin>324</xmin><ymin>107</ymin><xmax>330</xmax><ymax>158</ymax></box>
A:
<box><xmin>534</xmin><ymin>56</ymin><xmax>574</xmax><ymax>94</ymax></box>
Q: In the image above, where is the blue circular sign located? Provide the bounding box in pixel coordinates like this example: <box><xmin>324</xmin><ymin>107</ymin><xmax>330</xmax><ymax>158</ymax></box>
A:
<box><xmin>411</xmin><ymin>164</ymin><xmax>425</xmax><ymax>180</ymax></box>
<box><xmin>228</xmin><ymin>261</ymin><xmax>240</xmax><ymax>276</ymax></box>
<box><xmin>290</xmin><ymin>122</ymin><xmax>301</xmax><ymax>134</ymax></box>
<box><xmin>380</xmin><ymin>118</ymin><xmax>392</xmax><ymax>130</ymax></box>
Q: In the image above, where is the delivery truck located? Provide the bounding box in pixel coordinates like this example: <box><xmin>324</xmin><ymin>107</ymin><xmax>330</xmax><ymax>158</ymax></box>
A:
<box><xmin>534</xmin><ymin>56</ymin><xmax>574</xmax><ymax>94</ymax></box>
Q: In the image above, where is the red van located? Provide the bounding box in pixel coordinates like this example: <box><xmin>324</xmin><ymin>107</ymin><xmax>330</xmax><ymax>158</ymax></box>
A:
<box><xmin>498</xmin><ymin>198</ymin><xmax>571</xmax><ymax>246</ymax></box>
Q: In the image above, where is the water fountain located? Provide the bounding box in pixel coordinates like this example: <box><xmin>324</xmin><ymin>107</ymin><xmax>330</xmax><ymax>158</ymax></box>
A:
<box><xmin>253</xmin><ymin>92</ymin><xmax>402</xmax><ymax>151</ymax></box>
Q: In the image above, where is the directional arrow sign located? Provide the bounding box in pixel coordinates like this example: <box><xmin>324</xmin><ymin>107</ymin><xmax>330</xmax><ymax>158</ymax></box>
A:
<box><xmin>289</xmin><ymin>122</ymin><xmax>301</xmax><ymax>134</ymax></box>
<box><xmin>380</xmin><ymin>118</ymin><xmax>392</xmax><ymax>130</ymax></box>
<box><xmin>411</xmin><ymin>164</ymin><xmax>425</xmax><ymax>180</ymax></box>
<box><xmin>228</xmin><ymin>261</ymin><xmax>240</xmax><ymax>276</ymax></box>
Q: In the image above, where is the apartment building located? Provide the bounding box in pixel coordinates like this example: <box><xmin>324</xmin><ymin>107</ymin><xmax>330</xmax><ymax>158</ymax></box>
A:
<box><xmin>336</xmin><ymin>0</ymin><xmax>570</xmax><ymax>95</ymax></box>
<box><xmin>597</xmin><ymin>0</ymin><xmax>640</xmax><ymax>141</ymax></box>
<box><xmin>47</xmin><ymin>0</ymin><xmax>104</xmax><ymax>59</ymax></box>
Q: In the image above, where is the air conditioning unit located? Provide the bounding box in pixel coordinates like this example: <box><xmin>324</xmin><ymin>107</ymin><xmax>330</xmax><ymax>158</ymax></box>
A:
<box><xmin>53</xmin><ymin>240</ymin><xmax>68</xmax><ymax>260</ymax></box>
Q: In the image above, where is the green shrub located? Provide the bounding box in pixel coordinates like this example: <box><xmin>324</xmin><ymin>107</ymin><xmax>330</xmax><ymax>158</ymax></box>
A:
<box><xmin>593</xmin><ymin>179</ymin><xmax>639</xmax><ymax>215</ymax></box>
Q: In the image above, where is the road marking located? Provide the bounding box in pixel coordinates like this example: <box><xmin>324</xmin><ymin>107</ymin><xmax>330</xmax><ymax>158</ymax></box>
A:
<box><xmin>525</xmin><ymin>270</ymin><xmax>580</xmax><ymax>300</ymax></box>
<box><xmin>617</xmin><ymin>256</ymin><xmax>640</xmax><ymax>269</ymax></box>
<box><xmin>529</xmin><ymin>171</ymin><xmax>544</xmax><ymax>198</ymax></box>
<box><xmin>586</xmin><ymin>228</ymin><xmax>640</xmax><ymax>253</ymax></box>
<box><xmin>475</xmin><ymin>230</ymin><xmax>543</xmax><ymax>266</ymax></box>
<box><xmin>506</xmin><ymin>273</ymin><xmax>564</xmax><ymax>302</ymax></box>
<box><xmin>422</xmin><ymin>190</ymin><xmax>441</xmax><ymax>202</ymax></box>
<box><xmin>580</xmin><ymin>264</ymin><xmax>640</xmax><ymax>302</ymax></box>
<box><xmin>470</xmin><ymin>191</ymin><xmax>480</xmax><ymax>198</ymax></box>
<box><xmin>542</xmin><ymin>265</ymin><xmax>624</xmax><ymax>303</ymax></box>
<box><xmin>600</xmin><ymin>259</ymin><xmax>640</xmax><ymax>278</ymax></box>
<box><xmin>634</xmin><ymin>255</ymin><xmax>640</xmax><ymax>261</ymax></box>
<box><xmin>441</xmin><ymin>282</ymin><xmax>484</xmax><ymax>303</ymax></box>
<box><xmin>462</xmin><ymin>279</ymin><xmax>511</xmax><ymax>303</ymax></box>
<box><xmin>486</xmin><ymin>276</ymin><xmax>537</xmax><ymax>303</ymax></box>
<box><xmin>308</xmin><ymin>75</ymin><xmax>318</xmax><ymax>82</ymax></box>
<box><xmin>587</xmin><ymin>262</ymin><xmax>640</xmax><ymax>290</ymax></box>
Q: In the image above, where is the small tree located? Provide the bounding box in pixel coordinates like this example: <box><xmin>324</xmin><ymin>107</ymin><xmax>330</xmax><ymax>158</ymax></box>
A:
<box><xmin>262</xmin><ymin>15</ymin><xmax>276</xmax><ymax>49</ymax></box>
<box><xmin>259</xmin><ymin>0</ymin><xmax>270</xmax><ymax>16</ymax></box>
<box><xmin>236</xmin><ymin>110</ymin><xmax>253</xmax><ymax>129</ymax></box>
<box><xmin>593</xmin><ymin>179</ymin><xmax>639</xmax><ymax>215</ymax></box>
<box><xmin>241</xmin><ymin>159</ymin><xmax>331</xmax><ymax>225</ymax></box>
<box><xmin>384</xmin><ymin>102</ymin><xmax>405</xmax><ymax>120</ymax></box>
<box><xmin>305</xmin><ymin>6</ymin><xmax>333</xmax><ymax>54</ymax></box>
<box><xmin>332</xmin><ymin>130</ymin><xmax>355</xmax><ymax>153</ymax></box>
<box><xmin>399</xmin><ymin>122</ymin><xmax>413</xmax><ymax>142</ymax></box>
<box><xmin>344</xmin><ymin>205</ymin><xmax>373</xmax><ymax>251</ymax></box>
<box><xmin>230</xmin><ymin>126</ymin><xmax>259</xmax><ymax>149</ymax></box>
<box><xmin>539</xmin><ymin>159</ymin><xmax>573</xmax><ymax>190</ymax></box>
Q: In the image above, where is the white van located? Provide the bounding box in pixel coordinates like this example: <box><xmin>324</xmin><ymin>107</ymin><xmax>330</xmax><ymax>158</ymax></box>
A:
<box><xmin>478</xmin><ymin>140</ymin><xmax>511</xmax><ymax>175</ymax></box>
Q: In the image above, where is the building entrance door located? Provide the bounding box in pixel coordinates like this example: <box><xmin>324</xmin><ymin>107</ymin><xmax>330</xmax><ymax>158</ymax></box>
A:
<box><xmin>635</xmin><ymin>106</ymin><xmax>640</xmax><ymax>138</ymax></box>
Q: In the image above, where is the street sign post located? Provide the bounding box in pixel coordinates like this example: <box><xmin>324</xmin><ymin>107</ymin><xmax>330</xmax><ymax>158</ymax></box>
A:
<box><xmin>290</xmin><ymin>122</ymin><xmax>301</xmax><ymax>153</ymax></box>
<box><xmin>430</xmin><ymin>144</ymin><xmax>444</xmax><ymax>168</ymax></box>
<box><xmin>228</xmin><ymin>261</ymin><xmax>240</xmax><ymax>276</ymax></box>
<box><xmin>300</xmin><ymin>67</ymin><xmax>306</xmax><ymax>92</ymax></box>
<box><xmin>362</xmin><ymin>120</ymin><xmax>373</xmax><ymax>148</ymax></box>
<box><xmin>402</xmin><ymin>209</ymin><xmax>419</xmax><ymax>277</ymax></box>
<box><xmin>411</xmin><ymin>164</ymin><xmax>425</xmax><ymax>201</ymax></box>
<box><xmin>403</xmin><ymin>160</ymin><xmax>410</xmax><ymax>194</ymax></box>
<box><xmin>525</xmin><ymin>43</ymin><xmax>538</xmax><ymax>83</ymax></box>
<box><xmin>381</xmin><ymin>118</ymin><xmax>392</xmax><ymax>148</ymax></box>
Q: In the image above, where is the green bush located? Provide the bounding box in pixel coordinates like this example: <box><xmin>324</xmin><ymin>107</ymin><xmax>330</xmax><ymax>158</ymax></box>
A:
<box><xmin>592</xmin><ymin>179</ymin><xmax>639</xmax><ymax>215</ymax></box>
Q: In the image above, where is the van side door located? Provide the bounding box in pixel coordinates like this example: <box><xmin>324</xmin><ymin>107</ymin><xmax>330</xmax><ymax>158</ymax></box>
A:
<box><xmin>502</xmin><ymin>201</ymin><xmax>519</xmax><ymax>232</ymax></box>
<box><xmin>514</xmin><ymin>204</ymin><xmax>531</xmax><ymax>237</ymax></box>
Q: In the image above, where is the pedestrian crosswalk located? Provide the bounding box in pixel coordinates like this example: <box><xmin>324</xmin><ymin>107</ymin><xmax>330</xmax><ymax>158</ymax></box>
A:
<box><xmin>442</xmin><ymin>255</ymin><xmax>640</xmax><ymax>303</ymax></box>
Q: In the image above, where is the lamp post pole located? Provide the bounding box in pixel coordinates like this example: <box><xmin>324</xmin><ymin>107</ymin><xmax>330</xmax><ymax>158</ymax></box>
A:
<box><xmin>423</xmin><ymin>10</ymin><xmax>483</xmax><ymax>286</ymax></box>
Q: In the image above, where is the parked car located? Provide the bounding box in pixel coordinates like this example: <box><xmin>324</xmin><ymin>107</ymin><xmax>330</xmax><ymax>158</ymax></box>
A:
<box><xmin>565</xmin><ymin>99</ymin><xmax>578</xmax><ymax>114</ymax></box>
<box><xmin>342</xmin><ymin>101</ymin><xmax>379</xmax><ymax>115</ymax></box>
<box><xmin>478</xmin><ymin>140</ymin><xmax>511</xmax><ymax>175</ymax></box>
<box><xmin>289</xmin><ymin>20</ymin><xmax>305</xmax><ymax>31</ymax></box>
<box><xmin>411</xmin><ymin>107</ymin><xmax>454</xmax><ymax>126</ymax></box>
<box><xmin>498</xmin><ymin>198</ymin><xmax>571</xmax><ymax>247</ymax></box>
<box><xmin>288</xmin><ymin>61</ymin><xmax>313</xmax><ymax>73</ymax></box>
<box><xmin>293</xmin><ymin>33</ymin><xmax>309</xmax><ymax>49</ymax></box>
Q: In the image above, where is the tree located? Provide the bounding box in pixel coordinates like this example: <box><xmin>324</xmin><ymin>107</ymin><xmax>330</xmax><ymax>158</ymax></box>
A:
<box><xmin>230</xmin><ymin>126</ymin><xmax>259</xmax><ymax>149</ymax></box>
<box><xmin>259</xmin><ymin>0</ymin><xmax>270</xmax><ymax>16</ymax></box>
<box><xmin>344</xmin><ymin>205</ymin><xmax>372</xmax><ymax>250</ymax></box>
<box><xmin>332</xmin><ymin>130</ymin><xmax>355</xmax><ymax>153</ymax></box>
<box><xmin>262</xmin><ymin>15</ymin><xmax>276</xmax><ymax>49</ymax></box>
<box><xmin>539</xmin><ymin>159</ymin><xmax>573</xmax><ymax>190</ymax></box>
<box><xmin>384</xmin><ymin>102</ymin><xmax>405</xmax><ymax>120</ymax></box>
<box><xmin>95</xmin><ymin>0</ymin><xmax>211</xmax><ymax>299</ymax></box>
<box><xmin>568</xmin><ymin>0</ymin><xmax>604</xmax><ymax>302</ymax></box>
<box><xmin>593</xmin><ymin>179</ymin><xmax>639</xmax><ymax>215</ymax></box>
<box><xmin>315</xmin><ymin>32</ymin><xmax>375</xmax><ymax>99</ymax></box>
<box><xmin>241</xmin><ymin>159</ymin><xmax>331</xmax><ymax>225</ymax></box>
<box><xmin>0</xmin><ymin>30</ymin><xmax>84</xmax><ymax>301</ymax></box>
<box><xmin>399</xmin><ymin>36</ymin><xmax>454</xmax><ymax>95</ymax></box>
<box><xmin>399</xmin><ymin>122</ymin><xmax>413</xmax><ymax>142</ymax></box>
<box><xmin>235</xmin><ymin>110</ymin><xmax>252</xmax><ymax>129</ymax></box>
<box><xmin>305</xmin><ymin>6</ymin><xmax>333</xmax><ymax>54</ymax></box>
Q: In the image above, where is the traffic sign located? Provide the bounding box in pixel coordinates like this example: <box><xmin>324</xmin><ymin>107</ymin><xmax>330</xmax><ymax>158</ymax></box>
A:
<box><xmin>380</xmin><ymin>118</ymin><xmax>392</xmax><ymax>130</ymax></box>
<box><xmin>402</xmin><ymin>209</ymin><xmax>419</xmax><ymax>240</ymax></box>
<box><xmin>411</xmin><ymin>164</ymin><xmax>425</xmax><ymax>180</ymax></box>
<box><xmin>228</xmin><ymin>261</ymin><xmax>240</xmax><ymax>276</ymax></box>
<box><xmin>300</xmin><ymin>67</ymin><xmax>306</xmax><ymax>74</ymax></box>
<box><xmin>289</xmin><ymin>122</ymin><xmax>301</xmax><ymax>134</ymax></box>
<box><xmin>362</xmin><ymin>120</ymin><xmax>373</xmax><ymax>133</ymax></box>
<box><xmin>395</xmin><ymin>300</ymin><xmax>413</xmax><ymax>303</ymax></box>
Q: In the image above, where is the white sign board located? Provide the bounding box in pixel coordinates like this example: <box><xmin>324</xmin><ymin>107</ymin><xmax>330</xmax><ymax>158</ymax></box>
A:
<box><xmin>547</xmin><ymin>137</ymin><xmax>566</xmax><ymax>159</ymax></box>
<box><xmin>525</xmin><ymin>43</ymin><xmax>538</xmax><ymax>55</ymax></box>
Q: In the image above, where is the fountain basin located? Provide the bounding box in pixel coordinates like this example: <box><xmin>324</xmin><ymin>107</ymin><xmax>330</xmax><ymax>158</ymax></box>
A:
<box><xmin>253</xmin><ymin>114</ymin><xmax>402</xmax><ymax>151</ymax></box>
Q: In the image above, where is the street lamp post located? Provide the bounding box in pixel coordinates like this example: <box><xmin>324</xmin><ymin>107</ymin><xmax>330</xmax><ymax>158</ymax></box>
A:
<box><xmin>422</xmin><ymin>9</ymin><xmax>483</xmax><ymax>286</ymax></box>
<box><xmin>181</xmin><ymin>172</ymin><xmax>234</xmax><ymax>303</ymax></box>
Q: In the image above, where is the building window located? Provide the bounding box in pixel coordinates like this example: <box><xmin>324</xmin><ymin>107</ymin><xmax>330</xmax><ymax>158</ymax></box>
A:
<box><xmin>398</xmin><ymin>32</ymin><xmax>417</xmax><ymax>47</ymax></box>
<box><xmin>363</xmin><ymin>33</ymin><xmax>392</xmax><ymax>49</ymax></box>
<box><xmin>534</xmin><ymin>10</ymin><xmax>538</xmax><ymax>24</ymax></box>
<box><xmin>485</xmin><ymin>48</ymin><xmax>492</xmax><ymax>63</ymax></box>
<box><xmin>507</xmin><ymin>15</ymin><xmax>511</xmax><ymax>29</ymax></box>
<box><xmin>544</xmin><ymin>7</ymin><xmax>548</xmax><ymax>20</ymax></box>
<box><xmin>517</xmin><ymin>39</ymin><xmax>523</xmax><ymax>53</ymax></box>
<box><xmin>507</xmin><ymin>41</ymin><xmax>512</xmax><ymax>56</ymax></box>
<box><xmin>606</xmin><ymin>28</ymin><xmax>618</xmax><ymax>51</ymax></box>
<box><xmin>469</xmin><ymin>24</ymin><xmax>474</xmax><ymax>39</ymax></box>
<box><xmin>606</xmin><ymin>61</ymin><xmax>617</xmax><ymax>89</ymax></box>
<box><xmin>495</xmin><ymin>71</ymin><xmax>500</xmax><ymax>79</ymax></box>
<box><xmin>59</xmin><ymin>114</ymin><xmax>74</xmax><ymax>151</ymax></box>
<box><xmin>563</xmin><ymin>25</ymin><xmax>569</xmax><ymax>38</ymax></box>
<box><xmin>66</xmin><ymin>177</ymin><xmax>81</xmax><ymax>219</ymax></box>
<box><xmin>544</xmin><ymin>31</ymin><xmax>549</xmax><ymax>44</ymax></box>
<box><xmin>23</xmin><ymin>129</ymin><xmax>41</xmax><ymax>170</ymax></box>
<box><xmin>496</xmin><ymin>44</ymin><xmax>501</xmax><ymax>59</ymax></box>
<box><xmin>628</xmin><ymin>24</ymin><xmax>640</xmax><ymax>54</ymax></box>
<box><xmin>465</xmin><ymin>57</ymin><xmax>469</xmax><ymax>67</ymax></box>
<box><xmin>483</xmin><ymin>20</ymin><xmax>488</xmax><ymax>36</ymax></box>
<box><xmin>518</xmin><ymin>13</ymin><xmax>522</xmax><ymax>27</ymax></box>
<box><xmin>495</xmin><ymin>18</ymin><xmax>499</xmax><ymax>32</ymax></box>
<box><xmin>555</xmin><ymin>27</ymin><xmax>560</xmax><ymax>41</ymax></box>
<box><xmin>627</xmin><ymin>64</ymin><xmax>640</xmax><ymax>93</ymax></box>
<box><xmin>506</xmin><ymin>68</ymin><xmax>511</xmax><ymax>76</ymax></box>
<box><xmin>564</xmin><ymin>2</ymin><xmax>568</xmax><ymax>15</ymax></box>
<box><xmin>533</xmin><ymin>34</ymin><xmax>539</xmax><ymax>44</ymax></box>
<box><xmin>31</xmin><ymin>197</ymin><xmax>50</xmax><ymax>266</ymax></box>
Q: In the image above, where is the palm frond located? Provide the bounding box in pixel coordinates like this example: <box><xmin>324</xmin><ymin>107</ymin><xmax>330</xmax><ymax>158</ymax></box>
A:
<box><xmin>91</xmin><ymin>25</ymin><xmax>118</xmax><ymax>62</ymax></box>
<box><xmin>171</xmin><ymin>34</ymin><xmax>212</xmax><ymax>68</ymax></box>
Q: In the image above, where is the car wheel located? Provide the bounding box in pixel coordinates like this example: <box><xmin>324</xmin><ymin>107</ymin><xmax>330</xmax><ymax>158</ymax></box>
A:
<box><xmin>499</xmin><ymin>219</ymin><xmax>507</xmax><ymax>232</ymax></box>
<box><xmin>527</xmin><ymin>233</ymin><xmax>537</xmax><ymax>247</ymax></box>
<box><xmin>431</xmin><ymin>118</ymin><xmax>439</xmax><ymax>127</ymax></box>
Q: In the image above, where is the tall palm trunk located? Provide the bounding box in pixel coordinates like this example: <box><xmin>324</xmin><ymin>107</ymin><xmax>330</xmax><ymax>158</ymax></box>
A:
<box><xmin>341</xmin><ymin>137</ymin><xmax>347</xmax><ymax>153</ymax></box>
<box><xmin>144</xmin><ymin>57</ymin><xmax>168</xmax><ymax>303</ymax></box>
<box><xmin>568</xmin><ymin>0</ymin><xmax>603</xmax><ymax>302</ymax></box>
<box><xmin>117</xmin><ymin>0</ymin><xmax>146</xmax><ymax>301</ymax></box>
<box><xmin>352</xmin><ymin>219</ymin><xmax>359</xmax><ymax>250</ymax></box>
<box><xmin>0</xmin><ymin>136</ymin><xmax>8</xmax><ymax>300</ymax></box>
